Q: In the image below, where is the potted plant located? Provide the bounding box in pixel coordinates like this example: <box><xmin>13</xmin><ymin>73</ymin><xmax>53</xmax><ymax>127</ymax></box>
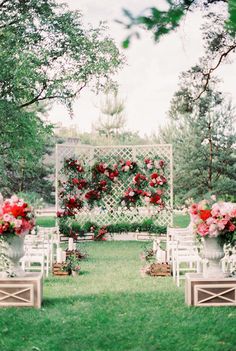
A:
<box><xmin>63</xmin><ymin>254</ymin><xmax>81</xmax><ymax>276</ymax></box>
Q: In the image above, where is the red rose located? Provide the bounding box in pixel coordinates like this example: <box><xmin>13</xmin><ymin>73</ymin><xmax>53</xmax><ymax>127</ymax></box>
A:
<box><xmin>199</xmin><ymin>209</ymin><xmax>212</xmax><ymax>221</ymax></box>
<box><xmin>151</xmin><ymin>173</ymin><xmax>158</xmax><ymax>179</ymax></box>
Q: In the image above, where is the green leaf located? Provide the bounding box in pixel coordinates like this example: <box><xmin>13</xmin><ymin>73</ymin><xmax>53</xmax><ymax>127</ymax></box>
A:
<box><xmin>122</xmin><ymin>37</ymin><xmax>130</xmax><ymax>49</ymax></box>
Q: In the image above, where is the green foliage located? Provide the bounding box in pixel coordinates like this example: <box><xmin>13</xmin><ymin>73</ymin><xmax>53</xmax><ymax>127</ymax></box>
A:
<box><xmin>156</xmin><ymin>13</ymin><xmax>236</xmax><ymax>204</ymax></box>
<box><xmin>17</xmin><ymin>192</ymin><xmax>45</xmax><ymax>209</ymax></box>
<box><xmin>0</xmin><ymin>0</ymin><xmax>123</xmax><ymax>199</ymax></box>
<box><xmin>63</xmin><ymin>255</ymin><xmax>81</xmax><ymax>273</ymax></box>
<box><xmin>59</xmin><ymin>219</ymin><xmax>167</xmax><ymax>236</ymax></box>
<box><xmin>0</xmin><ymin>0</ymin><xmax>123</xmax><ymax>109</ymax></box>
<box><xmin>161</xmin><ymin>89</ymin><xmax>236</xmax><ymax>203</ymax></box>
<box><xmin>0</xmin><ymin>101</ymin><xmax>54</xmax><ymax>200</ymax></box>
<box><xmin>120</xmin><ymin>0</ymin><xmax>236</xmax><ymax>46</ymax></box>
<box><xmin>226</xmin><ymin>0</ymin><xmax>236</xmax><ymax>33</ymax></box>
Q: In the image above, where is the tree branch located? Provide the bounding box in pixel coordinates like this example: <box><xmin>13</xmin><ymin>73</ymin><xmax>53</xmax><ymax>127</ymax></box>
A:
<box><xmin>19</xmin><ymin>82</ymin><xmax>47</xmax><ymax>108</ymax></box>
<box><xmin>0</xmin><ymin>0</ymin><xmax>10</xmax><ymax>8</ymax></box>
<box><xmin>19</xmin><ymin>82</ymin><xmax>87</xmax><ymax>108</ymax></box>
<box><xmin>194</xmin><ymin>44</ymin><xmax>236</xmax><ymax>100</ymax></box>
<box><xmin>0</xmin><ymin>19</ymin><xmax>19</xmax><ymax>29</ymax></box>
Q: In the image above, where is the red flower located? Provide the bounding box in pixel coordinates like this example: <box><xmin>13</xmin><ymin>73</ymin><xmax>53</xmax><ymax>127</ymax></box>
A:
<box><xmin>72</xmin><ymin>178</ymin><xmax>79</xmax><ymax>185</ymax></box>
<box><xmin>11</xmin><ymin>203</ymin><xmax>28</xmax><ymax>218</ymax></box>
<box><xmin>150</xmin><ymin>194</ymin><xmax>161</xmax><ymax>205</ymax></box>
<box><xmin>199</xmin><ymin>209</ymin><xmax>212</xmax><ymax>221</ymax></box>
<box><xmin>151</xmin><ymin>173</ymin><xmax>158</xmax><ymax>179</ymax></box>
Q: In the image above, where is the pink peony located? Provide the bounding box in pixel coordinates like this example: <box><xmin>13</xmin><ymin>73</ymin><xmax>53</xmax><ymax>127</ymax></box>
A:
<box><xmin>197</xmin><ymin>222</ymin><xmax>209</xmax><ymax>237</ymax></box>
<box><xmin>208</xmin><ymin>223</ymin><xmax>219</xmax><ymax>237</ymax></box>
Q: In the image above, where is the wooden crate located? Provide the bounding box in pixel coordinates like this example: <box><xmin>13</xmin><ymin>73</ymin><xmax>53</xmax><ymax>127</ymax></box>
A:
<box><xmin>52</xmin><ymin>263</ymin><xmax>69</xmax><ymax>276</ymax></box>
<box><xmin>0</xmin><ymin>273</ymin><xmax>43</xmax><ymax>308</ymax></box>
<box><xmin>148</xmin><ymin>263</ymin><xmax>171</xmax><ymax>277</ymax></box>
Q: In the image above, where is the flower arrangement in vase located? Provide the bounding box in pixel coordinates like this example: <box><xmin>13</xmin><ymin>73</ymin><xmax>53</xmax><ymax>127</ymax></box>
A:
<box><xmin>0</xmin><ymin>194</ymin><xmax>35</xmax><ymax>277</ymax></box>
<box><xmin>189</xmin><ymin>199</ymin><xmax>236</xmax><ymax>277</ymax></box>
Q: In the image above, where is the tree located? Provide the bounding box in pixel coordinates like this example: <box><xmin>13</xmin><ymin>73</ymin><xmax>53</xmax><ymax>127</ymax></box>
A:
<box><xmin>93</xmin><ymin>87</ymin><xmax>126</xmax><ymax>141</ymax></box>
<box><xmin>0</xmin><ymin>0</ymin><xmax>123</xmax><ymax>109</ymax></box>
<box><xmin>0</xmin><ymin>0</ymin><xmax>123</xmax><ymax>199</ymax></box>
<box><xmin>158</xmin><ymin>87</ymin><xmax>236</xmax><ymax>204</ymax></box>
<box><xmin>0</xmin><ymin>101</ymin><xmax>54</xmax><ymax>201</ymax></box>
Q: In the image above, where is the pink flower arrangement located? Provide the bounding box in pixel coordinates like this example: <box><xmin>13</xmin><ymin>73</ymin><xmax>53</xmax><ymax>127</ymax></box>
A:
<box><xmin>0</xmin><ymin>195</ymin><xmax>35</xmax><ymax>238</ymax></box>
<box><xmin>189</xmin><ymin>199</ymin><xmax>236</xmax><ymax>244</ymax></box>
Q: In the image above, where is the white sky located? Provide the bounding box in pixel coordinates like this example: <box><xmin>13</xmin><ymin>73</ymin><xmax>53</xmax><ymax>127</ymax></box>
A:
<box><xmin>48</xmin><ymin>0</ymin><xmax>236</xmax><ymax>136</ymax></box>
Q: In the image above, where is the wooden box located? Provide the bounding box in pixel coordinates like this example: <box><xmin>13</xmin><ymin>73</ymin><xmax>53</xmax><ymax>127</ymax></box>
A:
<box><xmin>0</xmin><ymin>273</ymin><xmax>43</xmax><ymax>308</ymax></box>
<box><xmin>52</xmin><ymin>263</ymin><xmax>69</xmax><ymax>276</ymax></box>
<box><xmin>147</xmin><ymin>263</ymin><xmax>171</xmax><ymax>276</ymax></box>
<box><xmin>185</xmin><ymin>273</ymin><xmax>236</xmax><ymax>307</ymax></box>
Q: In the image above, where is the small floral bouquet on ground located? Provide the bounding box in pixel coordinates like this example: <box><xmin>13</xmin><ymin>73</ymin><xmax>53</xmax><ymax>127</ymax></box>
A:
<box><xmin>63</xmin><ymin>254</ymin><xmax>81</xmax><ymax>275</ymax></box>
<box><xmin>0</xmin><ymin>194</ymin><xmax>35</xmax><ymax>239</ymax></box>
<box><xmin>189</xmin><ymin>199</ymin><xmax>236</xmax><ymax>245</ymax></box>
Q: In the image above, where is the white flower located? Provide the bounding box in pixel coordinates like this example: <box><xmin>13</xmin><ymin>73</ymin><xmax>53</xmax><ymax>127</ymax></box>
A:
<box><xmin>129</xmin><ymin>191</ymin><xmax>135</xmax><ymax>197</ymax></box>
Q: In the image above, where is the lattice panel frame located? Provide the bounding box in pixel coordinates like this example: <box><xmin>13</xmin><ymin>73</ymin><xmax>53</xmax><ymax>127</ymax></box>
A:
<box><xmin>55</xmin><ymin>144</ymin><xmax>173</xmax><ymax>227</ymax></box>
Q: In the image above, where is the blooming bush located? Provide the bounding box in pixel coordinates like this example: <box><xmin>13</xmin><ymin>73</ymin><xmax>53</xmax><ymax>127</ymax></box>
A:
<box><xmin>189</xmin><ymin>199</ymin><xmax>236</xmax><ymax>245</ymax></box>
<box><xmin>0</xmin><ymin>194</ymin><xmax>35</xmax><ymax>238</ymax></box>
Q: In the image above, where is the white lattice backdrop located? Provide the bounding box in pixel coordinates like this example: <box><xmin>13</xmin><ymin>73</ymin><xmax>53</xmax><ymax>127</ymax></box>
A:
<box><xmin>55</xmin><ymin>144</ymin><xmax>173</xmax><ymax>227</ymax></box>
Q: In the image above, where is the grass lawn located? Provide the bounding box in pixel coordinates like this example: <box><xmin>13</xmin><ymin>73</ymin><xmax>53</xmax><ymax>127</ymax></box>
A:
<box><xmin>0</xmin><ymin>241</ymin><xmax>235</xmax><ymax>351</ymax></box>
<box><xmin>36</xmin><ymin>216</ymin><xmax>56</xmax><ymax>227</ymax></box>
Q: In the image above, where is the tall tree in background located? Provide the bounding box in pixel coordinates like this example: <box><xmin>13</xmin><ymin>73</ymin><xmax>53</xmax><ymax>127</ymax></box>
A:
<box><xmin>93</xmin><ymin>87</ymin><xmax>126</xmax><ymax>142</ymax></box>
<box><xmin>154</xmin><ymin>11</ymin><xmax>236</xmax><ymax>204</ymax></box>
<box><xmin>158</xmin><ymin>88</ymin><xmax>236</xmax><ymax>203</ymax></box>
<box><xmin>0</xmin><ymin>0</ymin><xmax>123</xmax><ymax>199</ymax></box>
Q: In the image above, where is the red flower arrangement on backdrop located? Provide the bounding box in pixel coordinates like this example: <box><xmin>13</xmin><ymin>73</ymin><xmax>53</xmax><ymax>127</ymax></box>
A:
<box><xmin>120</xmin><ymin>160</ymin><xmax>138</xmax><ymax>173</ymax></box>
<box><xmin>58</xmin><ymin>156</ymin><xmax>169</xmax><ymax>223</ymax></box>
<box><xmin>120</xmin><ymin>158</ymin><xmax>168</xmax><ymax>209</ymax></box>
<box><xmin>144</xmin><ymin>158</ymin><xmax>165</xmax><ymax>170</ymax></box>
<box><xmin>149</xmin><ymin>173</ymin><xmax>167</xmax><ymax>187</ymax></box>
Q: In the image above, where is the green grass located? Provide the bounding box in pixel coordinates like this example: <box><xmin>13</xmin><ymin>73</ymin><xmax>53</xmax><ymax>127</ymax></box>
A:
<box><xmin>36</xmin><ymin>216</ymin><xmax>56</xmax><ymax>227</ymax></box>
<box><xmin>0</xmin><ymin>241</ymin><xmax>236</xmax><ymax>351</ymax></box>
<box><xmin>173</xmin><ymin>213</ymin><xmax>190</xmax><ymax>228</ymax></box>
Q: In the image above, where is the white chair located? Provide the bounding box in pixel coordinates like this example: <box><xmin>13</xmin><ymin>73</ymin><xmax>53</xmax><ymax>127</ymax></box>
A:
<box><xmin>221</xmin><ymin>246</ymin><xmax>236</xmax><ymax>275</ymax></box>
<box><xmin>172</xmin><ymin>235</ymin><xmax>201</xmax><ymax>287</ymax></box>
<box><xmin>166</xmin><ymin>223</ymin><xmax>194</xmax><ymax>264</ymax></box>
<box><xmin>20</xmin><ymin>232</ymin><xmax>54</xmax><ymax>277</ymax></box>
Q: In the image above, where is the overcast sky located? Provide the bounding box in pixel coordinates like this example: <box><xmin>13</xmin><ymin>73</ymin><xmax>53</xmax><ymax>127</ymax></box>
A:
<box><xmin>48</xmin><ymin>0</ymin><xmax>236</xmax><ymax>136</ymax></box>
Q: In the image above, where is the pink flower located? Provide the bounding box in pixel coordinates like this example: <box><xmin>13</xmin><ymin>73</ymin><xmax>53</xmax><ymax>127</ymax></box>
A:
<box><xmin>229</xmin><ymin>223</ymin><xmax>236</xmax><ymax>232</ymax></box>
<box><xmin>197</xmin><ymin>222</ymin><xmax>209</xmax><ymax>237</ymax></box>
<box><xmin>208</xmin><ymin>224</ymin><xmax>219</xmax><ymax>237</ymax></box>
<box><xmin>218</xmin><ymin>219</ymin><xmax>228</xmax><ymax>230</ymax></box>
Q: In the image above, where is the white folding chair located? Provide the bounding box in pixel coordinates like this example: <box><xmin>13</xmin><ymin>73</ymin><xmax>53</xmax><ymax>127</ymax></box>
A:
<box><xmin>172</xmin><ymin>235</ymin><xmax>201</xmax><ymax>287</ymax></box>
<box><xmin>21</xmin><ymin>234</ymin><xmax>51</xmax><ymax>277</ymax></box>
<box><xmin>166</xmin><ymin>223</ymin><xmax>193</xmax><ymax>264</ymax></box>
<box><xmin>221</xmin><ymin>246</ymin><xmax>236</xmax><ymax>275</ymax></box>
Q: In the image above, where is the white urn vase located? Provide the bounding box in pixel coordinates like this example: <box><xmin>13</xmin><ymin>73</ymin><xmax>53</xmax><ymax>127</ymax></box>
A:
<box><xmin>0</xmin><ymin>235</ymin><xmax>25</xmax><ymax>277</ymax></box>
<box><xmin>202</xmin><ymin>237</ymin><xmax>225</xmax><ymax>278</ymax></box>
